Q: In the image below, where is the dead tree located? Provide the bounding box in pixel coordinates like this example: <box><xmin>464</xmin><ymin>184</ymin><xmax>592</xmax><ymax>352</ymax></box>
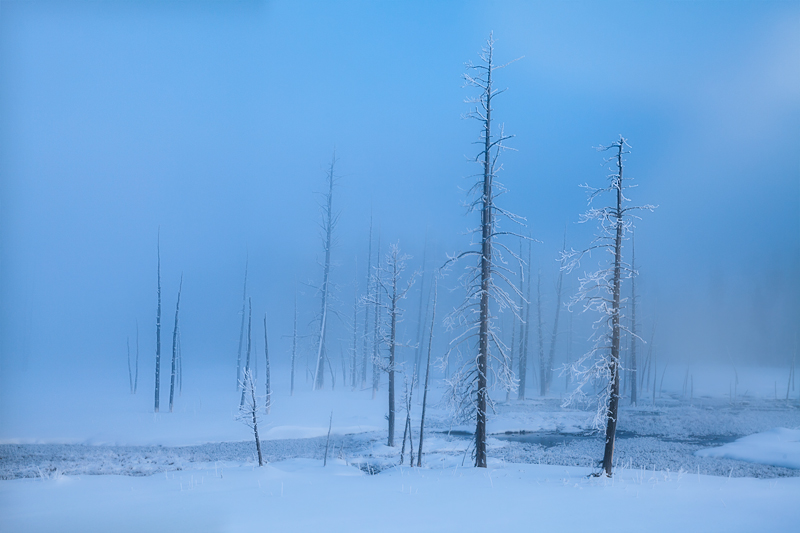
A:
<box><xmin>444</xmin><ymin>34</ymin><xmax>523</xmax><ymax>468</ymax></box>
<box><xmin>412</xmin><ymin>233</ymin><xmax>429</xmax><ymax>385</ymax></box>
<box><xmin>236</xmin><ymin>258</ymin><xmax>248</xmax><ymax>390</ymax></box>
<box><xmin>313</xmin><ymin>154</ymin><xmax>338</xmax><ymax>390</ymax></box>
<box><xmin>237</xmin><ymin>369</ymin><xmax>264</xmax><ymax>466</ymax></box>
<box><xmin>290</xmin><ymin>289</ymin><xmax>297</xmax><ymax>396</ymax></box>
<box><xmin>417</xmin><ymin>276</ymin><xmax>438</xmax><ymax>467</ymax></box>
<box><xmin>371</xmin><ymin>235</ymin><xmax>382</xmax><ymax>399</ymax></box>
<box><xmin>536</xmin><ymin>271</ymin><xmax>545</xmax><ymax>396</ymax></box>
<box><xmin>517</xmin><ymin>240</ymin><xmax>529</xmax><ymax>400</ymax></box>
<box><xmin>629</xmin><ymin>234</ymin><xmax>638</xmax><ymax>405</ymax></box>
<box><xmin>240</xmin><ymin>299</ymin><xmax>253</xmax><ymax>408</ymax></box>
<box><xmin>361</xmin><ymin>215</ymin><xmax>374</xmax><ymax>389</ymax></box>
<box><xmin>127</xmin><ymin>337</ymin><xmax>134</xmax><ymax>393</ymax></box>
<box><xmin>399</xmin><ymin>375</ymin><xmax>414</xmax><ymax>465</ymax></box>
<box><xmin>351</xmin><ymin>270</ymin><xmax>359</xmax><ymax>389</ymax></box>
<box><xmin>134</xmin><ymin>321</ymin><xmax>139</xmax><ymax>394</ymax></box>
<box><xmin>169</xmin><ymin>274</ymin><xmax>183</xmax><ymax>413</ymax></box>
<box><xmin>364</xmin><ymin>243</ymin><xmax>416</xmax><ymax>447</ymax></box>
<box><xmin>177</xmin><ymin>326</ymin><xmax>182</xmax><ymax>395</ymax></box>
<box><xmin>264</xmin><ymin>314</ymin><xmax>271</xmax><ymax>414</ymax></box>
<box><xmin>154</xmin><ymin>230</ymin><xmax>162</xmax><ymax>413</ymax></box>
<box><xmin>562</xmin><ymin>136</ymin><xmax>654</xmax><ymax>476</ymax></box>
<box><xmin>544</xmin><ymin>233</ymin><xmax>567</xmax><ymax>395</ymax></box>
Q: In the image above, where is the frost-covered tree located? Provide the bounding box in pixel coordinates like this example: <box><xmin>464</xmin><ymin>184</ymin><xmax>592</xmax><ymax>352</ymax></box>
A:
<box><xmin>444</xmin><ymin>34</ymin><xmax>524</xmax><ymax>468</ymax></box>
<box><xmin>364</xmin><ymin>243</ymin><xmax>416</xmax><ymax>447</ymax></box>
<box><xmin>237</xmin><ymin>369</ymin><xmax>264</xmax><ymax>466</ymax></box>
<box><xmin>313</xmin><ymin>154</ymin><xmax>339</xmax><ymax>390</ymax></box>
<box><xmin>239</xmin><ymin>298</ymin><xmax>253</xmax><ymax>408</ymax></box>
<box><xmin>562</xmin><ymin>136</ymin><xmax>654</xmax><ymax>476</ymax></box>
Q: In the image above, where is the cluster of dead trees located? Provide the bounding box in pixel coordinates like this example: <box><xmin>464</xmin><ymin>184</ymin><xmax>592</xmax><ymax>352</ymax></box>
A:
<box><xmin>128</xmin><ymin>34</ymin><xmax>655</xmax><ymax>477</ymax></box>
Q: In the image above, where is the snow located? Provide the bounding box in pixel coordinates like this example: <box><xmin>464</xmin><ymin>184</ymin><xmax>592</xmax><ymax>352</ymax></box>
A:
<box><xmin>696</xmin><ymin>428</ymin><xmax>800</xmax><ymax>469</ymax></box>
<box><xmin>3</xmin><ymin>365</ymin><xmax>800</xmax><ymax>531</ymax></box>
<box><xmin>2</xmin><ymin>459</ymin><xmax>799</xmax><ymax>533</ymax></box>
<box><xmin>0</xmin><ymin>369</ymin><xmax>388</xmax><ymax>446</ymax></box>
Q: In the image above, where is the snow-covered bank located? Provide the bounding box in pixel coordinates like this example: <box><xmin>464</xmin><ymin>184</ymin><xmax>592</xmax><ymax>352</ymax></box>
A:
<box><xmin>697</xmin><ymin>428</ymin><xmax>800</xmax><ymax>469</ymax></box>
<box><xmin>2</xmin><ymin>459</ymin><xmax>799</xmax><ymax>533</ymax></box>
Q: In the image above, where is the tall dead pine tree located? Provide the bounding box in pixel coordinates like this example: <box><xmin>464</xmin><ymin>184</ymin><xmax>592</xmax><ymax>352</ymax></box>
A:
<box><xmin>544</xmin><ymin>232</ymin><xmax>567</xmax><ymax>395</ymax></box>
<box><xmin>629</xmin><ymin>234</ymin><xmax>639</xmax><ymax>406</ymax></box>
<box><xmin>445</xmin><ymin>34</ymin><xmax>522</xmax><ymax>468</ymax></box>
<box><xmin>562</xmin><ymin>136</ymin><xmax>654</xmax><ymax>476</ymax></box>
<box><xmin>154</xmin><ymin>230</ymin><xmax>162</xmax><ymax>413</ymax></box>
<box><xmin>264</xmin><ymin>314</ymin><xmax>272</xmax><ymax>414</ymax></box>
<box><xmin>236</xmin><ymin>258</ymin><xmax>248</xmax><ymax>389</ymax></box>
<box><xmin>417</xmin><ymin>276</ymin><xmax>438</xmax><ymax>467</ymax></box>
<box><xmin>313</xmin><ymin>154</ymin><xmax>338</xmax><ymax>390</ymax></box>
<box><xmin>169</xmin><ymin>274</ymin><xmax>183</xmax><ymax>413</ymax></box>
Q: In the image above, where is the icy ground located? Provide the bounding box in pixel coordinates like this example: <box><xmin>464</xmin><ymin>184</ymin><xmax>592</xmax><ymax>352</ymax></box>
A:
<box><xmin>2</xmin><ymin>459</ymin><xmax>799</xmax><ymax>533</ymax></box>
<box><xmin>3</xmin><ymin>396</ymin><xmax>799</xmax><ymax>480</ymax></box>
<box><xmin>2</xmin><ymin>365</ymin><xmax>799</xmax><ymax>531</ymax></box>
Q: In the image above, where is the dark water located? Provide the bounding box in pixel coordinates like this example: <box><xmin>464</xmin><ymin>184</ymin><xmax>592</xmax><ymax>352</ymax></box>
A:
<box><xmin>490</xmin><ymin>430</ymin><xmax>740</xmax><ymax>448</ymax></box>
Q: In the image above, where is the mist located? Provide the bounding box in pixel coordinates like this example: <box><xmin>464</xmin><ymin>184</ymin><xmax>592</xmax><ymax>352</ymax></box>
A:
<box><xmin>1</xmin><ymin>0</ymin><xmax>798</xmax><ymax>429</ymax></box>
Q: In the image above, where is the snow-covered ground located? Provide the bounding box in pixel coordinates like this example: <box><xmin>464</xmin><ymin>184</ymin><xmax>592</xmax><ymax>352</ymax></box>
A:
<box><xmin>2</xmin><ymin>364</ymin><xmax>799</xmax><ymax>531</ymax></box>
<box><xmin>2</xmin><ymin>459</ymin><xmax>799</xmax><ymax>533</ymax></box>
<box><xmin>696</xmin><ymin>428</ymin><xmax>800</xmax><ymax>470</ymax></box>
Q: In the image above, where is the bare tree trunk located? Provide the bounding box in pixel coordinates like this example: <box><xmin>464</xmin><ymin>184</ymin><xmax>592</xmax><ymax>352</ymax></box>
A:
<box><xmin>517</xmin><ymin>239</ymin><xmax>527</xmax><ymax>400</ymax></box>
<box><xmin>323</xmin><ymin>412</ymin><xmax>333</xmax><ymax>466</ymax></box>
<box><xmin>400</xmin><ymin>380</ymin><xmax>411</xmax><ymax>464</ymax></box>
<box><xmin>387</xmin><ymin>254</ymin><xmax>399</xmax><ymax>447</ymax></box>
<box><xmin>351</xmin><ymin>274</ymin><xmax>359</xmax><ymax>389</ymax></box>
<box><xmin>372</xmin><ymin>237</ymin><xmax>382</xmax><ymax>399</ymax></box>
<box><xmin>127</xmin><ymin>337</ymin><xmax>133</xmax><ymax>393</ymax></box>
<box><xmin>154</xmin><ymin>230</ymin><xmax>162</xmax><ymax>413</ymax></box>
<box><xmin>412</xmin><ymin>234</ymin><xmax>428</xmax><ymax>387</ymax></box>
<box><xmin>601</xmin><ymin>140</ymin><xmax>625</xmax><ymax>477</ymax></box>
<box><xmin>417</xmin><ymin>278</ymin><xmax>437</xmax><ymax>467</ymax></box>
<box><xmin>169</xmin><ymin>275</ymin><xmax>183</xmax><ymax>413</ymax></box>
<box><xmin>264</xmin><ymin>314</ymin><xmax>271</xmax><ymax>415</ymax></box>
<box><xmin>545</xmin><ymin>234</ymin><xmax>566</xmax><ymax>395</ymax></box>
<box><xmin>236</xmin><ymin>258</ymin><xmax>248</xmax><ymax>390</ymax></box>
<box><xmin>134</xmin><ymin>320</ymin><xmax>139</xmax><ymax>394</ymax></box>
<box><xmin>565</xmin><ymin>303</ymin><xmax>572</xmax><ymax>390</ymax></box>
<box><xmin>537</xmin><ymin>271</ymin><xmax>545</xmax><ymax>397</ymax></box>
<box><xmin>237</xmin><ymin>370</ymin><xmax>263</xmax><ymax>466</ymax></box>
<box><xmin>290</xmin><ymin>290</ymin><xmax>297</xmax><ymax>396</ymax></box>
<box><xmin>361</xmin><ymin>215</ymin><xmax>373</xmax><ymax>388</ymax></box>
<box><xmin>240</xmin><ymin>299</ymin><xmax>252</xmax><ymax>408</ymax></box>
<box><xmin>252</xmin><ymin>379</ymin><xmax>263</xmax><ymax>467</ymax></box>
<box><xmin>177</xmin><ymin>327</ymin><xmax>182</xmax><ymax>395</ymax></box>
<box><xmin>507</xmin><ymin>309</ymin><xmax>516</xmax><ymax>402</ymax></box>
<box><xmin>474</xmin><ymin>43</ymin><xmax>495</xmax><ymax>469</ymax></box>
<box><xmin>630</xmin><ymin>235</ymin><xmax>638</xmax><ymax>406</ymax></box>
<box><xmin>314</xmin><ymin>155</ymin><xmax>337</xmax><ymax>390</ymax></box>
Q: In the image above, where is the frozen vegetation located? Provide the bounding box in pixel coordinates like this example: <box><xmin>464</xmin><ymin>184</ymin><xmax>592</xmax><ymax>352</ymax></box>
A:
<box><xmin>2</xmin><ymin>2</ymin><xmax>799</xmax><ymax>531</ymax></box>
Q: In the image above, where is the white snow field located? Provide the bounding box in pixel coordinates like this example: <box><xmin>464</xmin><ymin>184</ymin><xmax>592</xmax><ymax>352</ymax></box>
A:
<box><xmin>2</xmin><ymin>459</ymin><xmax>799</xmax><ymax>533</ymax></box>
<box><xmin>697</xmin><ymin>428</ymin><xmax>800</xmax><ymax>469</ymax></box>
<box><xmin>2</xmin><ymin>364</ymin><xmax>799</xmax><ymax>531</ymax></box>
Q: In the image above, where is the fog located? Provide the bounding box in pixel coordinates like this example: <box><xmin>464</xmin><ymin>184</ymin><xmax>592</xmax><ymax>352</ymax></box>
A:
<box><xmin>1</xmin><ymin>0</ymin><xmax>798</xmax><ymax>416</ymax></box>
